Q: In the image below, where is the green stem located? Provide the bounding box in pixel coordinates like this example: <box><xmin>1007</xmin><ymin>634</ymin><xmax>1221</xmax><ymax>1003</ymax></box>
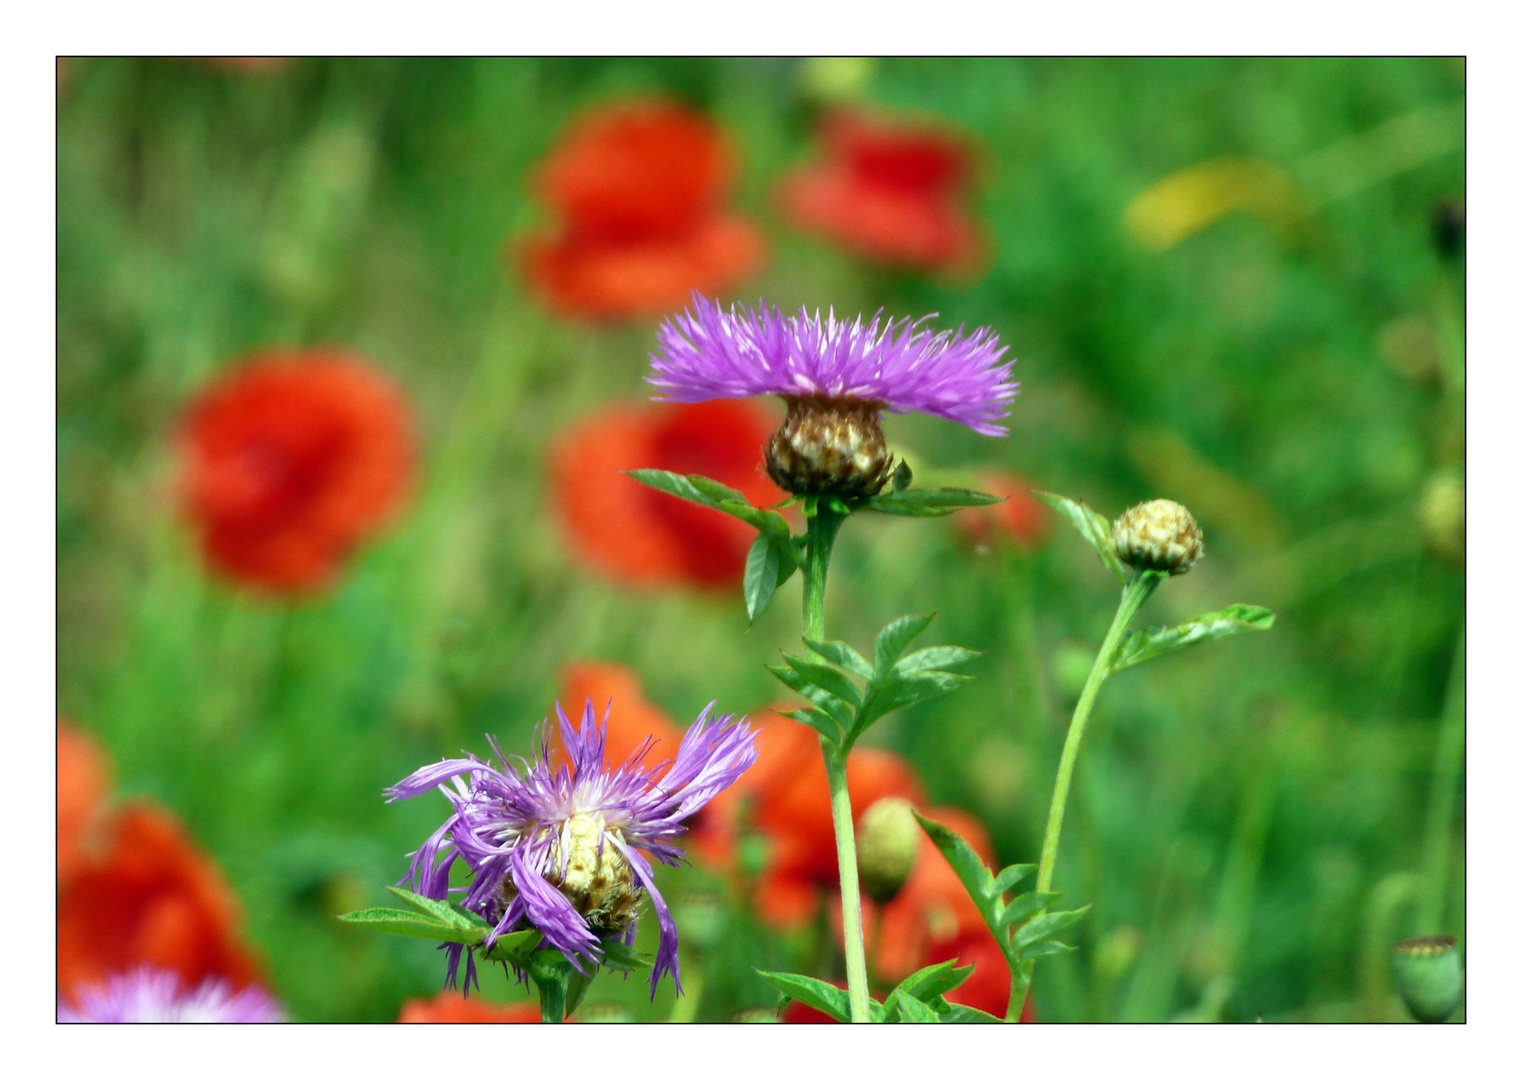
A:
<box><xmin>1010</xmin><ymin>570</ymin><xmax>1162</xmax><ymax>1021</ymax></box>
<box><xmin>800</xmin><ymin>506</ymin><xmax>870</xmax><ymax>1023</ymax></box>
<box><xmin>667</xmin><ymin>969</ymin><xmax>704</xmax><ymax>1023</ymax></box>
<box><xmin>1417</xmin><ymin>629</ymin><xmax>1465</xmax><ymax>931</ymax></box>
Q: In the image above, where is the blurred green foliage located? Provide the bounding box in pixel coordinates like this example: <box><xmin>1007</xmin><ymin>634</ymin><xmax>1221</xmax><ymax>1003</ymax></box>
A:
<box><xmin>57</xmin><ymin>57</ymin><xmax>1464</xmax><ymax>1022</ymax></box>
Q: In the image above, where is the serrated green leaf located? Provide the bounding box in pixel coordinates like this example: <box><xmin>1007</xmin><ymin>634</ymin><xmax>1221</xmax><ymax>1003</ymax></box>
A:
<box><xmin>885</xmin><ymin>987</ymin><xmax>941</xmax><ymax>1023</ymax></box>
<box><xmin>856</xmin><ymin>670</ymin><xmax>973</xmax><ymax>731</ymax></box>
<box><xmin>804</xmin><ymin>638</ymin><xmax>873</xmax><ymax>678</ymax></box>
<box><xmin>895</xmin><ymin>960</ymin><xmax>975</xmax><ymax>1002</ymax></box>
<box><xmin>783</xmin><ymin>653</ymin><xmax>863</xmax><ymax>707</ymax></box>
<box><xmin>893</xmin><ymin>645</ymin><xmax>980</xmax><ymax>677</ymax></box>
<box><xmin>385</xmin><ymin>886</ymin><xmax>487</xmax><ymax>932</ymax></box>
<box><xmin>940</xmin><ymin>1003</ymin><xmax>1003</xmax><ymax>1023</ymax></box>
<box><xmin>913</xmin><ymin>811</ymin><xmax>1001</xmax><ymax>935</ymax></box>
<box><xmin>337</xmin><ymin>908</ymin><xmax>485</xmax><ymax>944</ymax></box>
<box><xmin>1109</xmin><ymin>605</ymin><xmax>1276</xmax><ymax>674</ymax></box>
<box><xmin>1000</xmin><ymin>890</ymin><xmax>1060</xmax><ymax>927</ymax></box>
<box><xmin>745</xmin><ymin>535</ymin><xmax>782</xmax><ymax>623</ymax></box>
<box><xmin>767</xmin><ymin>665</ymin><xmax>852</xmax><ymax>730</ymax></box>
<box><xmin>1011</xmin><ymin>905</ymin><xmax>1092</xmax><ymax>952</ymax></box>
<box><xmin>1019</xmin><ymin>940</ymin><xmax>1078</xmax><ymax>960</ymax></box>
<box><xmin>779</xmin><ymin>708</ymin><xmax>843</xmax><ymax>746</ymax></box>
<box><xmin>756</xmin><ymin>971</ymin><xmax>852</xmax><ymax>1023</ymax></box>
<box><xmin>860</xmin><ymin>487</ymin><xmax>1004</xmax><ymax>517</ymax></box>
<box><xmin>1033</xmin><ymin>490</ymin><xmax>1127</xmax><ymax>585</ymax></box>
<box><xmin>627</xmin><ymin>469</ymin><xmax>797</xmax><ymax>550</ymax></box>
<box><xmin>990</xmin><ymin>864</ymin><xmax>1035</xmax><ymax>896</ymax></box>
<box><xmin>873</xmin><ymin>614</ymin><xmax>936</xmax><ymax>677</ymax></box>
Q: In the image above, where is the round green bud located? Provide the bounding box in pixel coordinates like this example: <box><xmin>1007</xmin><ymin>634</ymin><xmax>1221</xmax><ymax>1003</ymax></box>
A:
<box><xmin>1113</xmin><ymin>499</ymin><xmax>1204</xmax><ymax>575</ymax></box>
<box><xmin>731</xmin><ymin>1006</ymin><xmax>783</xmax><ymax>1022</ymax></box>
<box><xmin>856</xmin><ymin>796</ymin><xmax>921</xmax><ymax>904</ymax></box>
<box><xmin>1392</xmin><ymin>935</ymin><xmax>1463</xmax><ymax>1023</ymax></box>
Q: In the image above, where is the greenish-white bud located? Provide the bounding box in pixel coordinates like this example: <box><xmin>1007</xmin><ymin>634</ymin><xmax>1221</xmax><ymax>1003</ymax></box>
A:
<box><xmin>856</xmin><ymin>796</ymin><xmax>921</xmax><ymax>904</ymax></box>
<box><xmin>1392</xmin><ymin>936</ymin><xmax>1463</xmax><ymax>1023</ymax></box>
<box><xmin>1113</xmin><ymin>498</ymin><xmax>1204</xmax><ymax>575</ymax></box>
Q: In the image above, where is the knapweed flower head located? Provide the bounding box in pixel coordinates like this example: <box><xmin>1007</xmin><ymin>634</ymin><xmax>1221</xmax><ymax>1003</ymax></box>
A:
<box><xmin>648</xmin><ymin>294</ymin><xmax>1016</xmax><ymax>497</ymax></box>
<box><xmin>177</xmin><ymin>349</ymin><xmax>415</xmax><ymax>594</ymax></box>
<box><xmin>387</xmin><ymin>700</ymin><xmax>757</xmax><ymax>997</ymax></box>
<box><xmin>1113</xmin><ymin>498</ymin><xmax>1204</xmax><ymax>575</ymax></box>
<box><xmin>58</xmin><ymin>967</ymin><xmax>283</xmax><ymax>1022</ymax></box>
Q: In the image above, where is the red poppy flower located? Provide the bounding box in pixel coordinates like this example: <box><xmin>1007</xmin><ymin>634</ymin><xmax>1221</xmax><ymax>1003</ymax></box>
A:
<box><xmin>955</xmin><ymin>472</ymin><xmax>1051</xmax><ymax>551</ymax></box>
<box><xmin>517</xmin><ymin>100</ymin><xmax>766</xmax><ymax>319</ymax></box>
<box><xmin>399</xmin><ymin>994</ymin><xmax>541</xmax><ymax>1023</ymax></box>
<box><xmin>58</xmin><ymin>720</ymin><xmax>109</xmax><ymax>890</ymax></box>
<box><xmin>177</xmin><ymin>350</ymin><xmax>416</xmax><ymax>595</ymax></box>
<box><xmin>550</xmin><ymin>399</ymin><xmax>783</xmax><ymax>589</ymax></box>
<box><xmin>777</xmin><ymin>108</ymin><xmax>984</xmax><ymax>274</ymax></box>
<box><xmin>57</xmin><ymin>802</ymin><xmax>265</xmax><ymax>1005</ymax></box>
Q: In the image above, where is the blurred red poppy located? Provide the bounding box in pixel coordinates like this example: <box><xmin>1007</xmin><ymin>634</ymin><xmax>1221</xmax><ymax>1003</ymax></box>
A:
<box><xmin>550</xmin><ymin>399</ymin><xmax>782</xmax><ymax>589</ymax></box>
<box><xmin>58</xmin><ymin>719</ymin><xmax>109</xmax><ymax>890</ymax></box>
<box><xmin>517</xmin><ymin>100</ymin><xmax>766</xmax><ymax>319</ymax></box>
<box><xmin>955</xmin><ymin>472</ymin><xmax>1051</xmax><ymax>551</ymax></box>
<box><xmin>177</xmin><ymin>350</ymin><xmax>416</xmax><ymax>595</ymax></box>
<box><xmin>57</xmin><ymin>802</ymin><xmax>265</xmax><ymax>1006</ymax></box>
<box><xmin>777</xmin><ymin>108</ymin><xmax>984</xmax><ymax>274</ymax></box>
<box><xmin>399</xmin><ymin>994</ymin><xmax>541</xmax><ymax>1022</ymax></box>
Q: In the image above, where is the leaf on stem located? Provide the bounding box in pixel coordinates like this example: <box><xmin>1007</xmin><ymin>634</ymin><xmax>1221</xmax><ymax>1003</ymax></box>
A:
<box><xmin>756</xmin><ymin>971</ymin><xmax>854</xmax><ymax>1023</ymax></box>
<box><xmin>335</xmin><ymin>907</ymin><xmax>484</xmax><ymax>943</ymax></box>
<box><xmin>627</xmin><ymin>468</ymin><xmax>799</xmax><ymax>553</ymax></box>
<box><xmin>857</xmin><ymin>487</ymin><xmax>1004</xmax><ymax>517</ymax></box>
<box><xmin>1109</xmin><ymin>605</ymin><xmax>1276</xmax><ymax>674</ymax></box>
<box><xmin>804</xmin><ymin>637</ymin><xmax>873</xmax><ymax>678</ymax></box>
<box><xmin>1033</xmin><ymin>489</ymin><xmax>1127</xmax><ymax>585</ymax></box>
<box><xmin>744</xmin><ymin>534</ymin><xmax>799</xmax><ymax>623</ymax></box>
<box><xmin>894</xmin><ymin>960</ymin><xmax>975</xmax><ymax>1002</ymax></box>
<box><xmin>873</xmin><ymin>613</ymin><xmax>936</xmax><ymax>677</ymax></box>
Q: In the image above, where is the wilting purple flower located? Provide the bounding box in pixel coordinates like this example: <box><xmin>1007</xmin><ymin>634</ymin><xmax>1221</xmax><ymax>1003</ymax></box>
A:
<box><xmin>387</xmin><ymin>700</ymin><xmax>757</xmax><ymax>998</ymax></box>
<box><xmin>58</xmin><ymin>968</ymin><xmax>284</xmax><ymax>1022</ymax></box>
<box><xmin>647</xmin><ymin>293</ymin><xmax>1017</xmax><ymax>436</ymax></box>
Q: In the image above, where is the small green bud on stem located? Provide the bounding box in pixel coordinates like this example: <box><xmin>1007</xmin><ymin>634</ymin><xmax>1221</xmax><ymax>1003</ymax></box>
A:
<box><xmin>856</xmin><ymin>796</ymin><xmax>921</xmax><ymax>904</ymax></box>
<box><xmin>1392</xmin><ymin>935</ymin><xmax>1463</xmax><ymax>1023</ymax></box>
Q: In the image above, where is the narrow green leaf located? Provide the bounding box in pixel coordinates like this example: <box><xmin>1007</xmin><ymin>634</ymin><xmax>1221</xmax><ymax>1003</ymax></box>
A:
<box><xmin>873</xmin><ymin>613</ymin><xmax>936</xmax><ymax>677</ymax></box>
<box><xmin>767</xmin><ymin>665</ymin><xmax>852</xmax><ymax>729</ymax></box>
<box><xmin>783</xmin><ymin>653</ymin><xmax>863</xmax><ymax>707</ymax></box>
<box><xmin>895</xmin><ymin>960</ymin><xmax>974</xmax><ymax>1002</ymax></box>
<box><xmin>856</xmin><ymin>671</ymin><xmax>973</xmax><ymax>732</ymax></box>
<box><xmin>385</xmin><ymin>886</ymin><xmax>487</xmax><ymax>932</ymax></box>
<box><xmin>912</xmin><ymin>811</ymin><xmax>1001</xmax><ymax>939</ymax></box>
<box><xmin>481</xmin><ymin>929</ymin><xmax>541</xmax><ymax>964</ymax></box>
<box><xmin>1032</xmin><ymin>489</ymin><xmax>1127</xmax><ymax>585</ymax></box>
<box><xmin>860</xmin><ymin>487</ymin><xmax>1004</xmax><ymax>517</ymax></box>
<box><xmin>1109</xmin><ymin>605</ymin><xmax>1277</xmax><ymax>674</ymax></box>
<box><xmin>999</xmin><ymin>890</ymin><xmax>1060</xmax><ymax>928</ymax></box>
<box><xmin>940</xmin><ymin>1003</ymin><xmax>1003</xmax><ymax>1023</ymax></box>
<box><xmin>1011</xmin><ymin>905</ymin><xmax>1092</xmax><ymax>952</ymax></box>
<box><xmin>804</xmin><ymin>638</ymin><xmax>873</xmax><ymax>679</ymax></box>
<box><xmin>990</xmin><ymin>864</ymin><xmax>1035</xmax><ymax>897</ymax></box>
<box><xmin>887</xmin><ymin>988</ymin><xmax>941</xmax><ymax>1023</ymax></box>
<box><xmin>626</xmin><ymin>469</ymin><xmax>797</xmax><ymax>552</ymax></box>
<box><xmin>564</xmin><ymin>971</ymin><xmax>592</xmax><ymax>1018</ymax></box>
<box><xmin>893</xmin><ymin>645</ymin><xmax>980</xmax><ymax>677</ymax></box>
<box><xmin>891</xmin><ymin>459</ymin><xmax>914</xmax><ymax>492</ymax></box>
<box><xmin>744</xmin><ymin>534</ymin><xmax>782</xmax><ymax>624</ymax></box>
<box><xmin>779</xmin><ymin>708</ymin><xmax>843</xmax><ymax>746</ymax></box>
<box><xmin>685</xmin><ymin>474</ymin><xmax>752</xmax><ymax>506</ymax></box>
<box><xmin>336</xmin><ymin>908</ymin><xmax>483</xmax><ymax>944</ymax></box>
<box><xmin>600</xmin><ymin>941</ymin><xmax>653</xmax><ymax>971</ymax></box>
<box><xmin>756</xmin><ymin>971</ymin><xmax>852</xmax><ymax>1023</ymax></box>
<box><xmin>1019</xmin><ymin>940</ymin><xmax>1078</xmax><ymax>960</ymax></box>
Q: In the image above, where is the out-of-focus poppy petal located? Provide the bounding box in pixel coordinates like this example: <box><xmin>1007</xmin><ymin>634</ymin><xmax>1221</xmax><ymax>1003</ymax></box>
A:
<box><xmin>399</xmin><ymin>993</ymin><xmax>543</xmax><ymax>1022</ymax></box>
<box><xmin>549</xmin><ymin>400</ymin><xmax>781</xmax><ymax>589</ymax></box>
<box><xmin>57</xmin><ymin>803</ymin><xmax>264</xmax><ymax>1005</ymax></box>
<box><xmin>177</xmin><ymin>350</ymin><xmax>415</xmax><ymax>594</ymax></box>
<box><xmin>58</xmin><ymin>720</ymin><xmax>109</xmax><ymax>889</ymax></box>
<box><xmin>956</xmin><ymin>472</ymin><xmax>1051</xmax><ymax>551</ymax></box>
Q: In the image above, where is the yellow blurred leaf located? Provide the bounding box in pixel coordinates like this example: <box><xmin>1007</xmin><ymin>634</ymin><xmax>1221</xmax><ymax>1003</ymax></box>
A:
<box><xmin>1124</xmin><ymin>158</ymin><xmax>1304</xmax><ymax>251</ymax></box>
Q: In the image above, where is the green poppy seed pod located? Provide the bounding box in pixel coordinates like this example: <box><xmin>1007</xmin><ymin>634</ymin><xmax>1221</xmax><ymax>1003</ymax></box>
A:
<box><xmin>1393</xmin><ymin>936</ymin><xmax>1463</xmax><ymax>1023</ymax></box>
<box><xmin>856</xmin><ymin>796</ymin><xmax>921</xmax><ymax>904</ymax></box>
<box><xmin>1113</xmin><ymin>498</ymin><xmax>1204</xmax><ymax>575</ymax></box>
<box><xmin>765</xmin><ymin>395</ymin><xmax>895</xmax><ymax>499</ymax></box>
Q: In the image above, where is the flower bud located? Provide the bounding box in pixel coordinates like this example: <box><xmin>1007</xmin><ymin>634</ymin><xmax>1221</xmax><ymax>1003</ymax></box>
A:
<box><xmin>856</xmin><ymin>796</ymin><xmax>921</xmax><ymax>904</ymax></box>
<box><xmin>1113</xmin><ymin>498</ymin><xmax>1204</xmax><ymax>575</ymax></box>
<box><xmin>1392</xmin><ymin>936</ymin><xmax>1463</xmax><ymax>1023</ymax></box>
<box><xmin>765</xmin><ymin>395</ymin><xmax>894</xmax><ymax>498</ymax></box>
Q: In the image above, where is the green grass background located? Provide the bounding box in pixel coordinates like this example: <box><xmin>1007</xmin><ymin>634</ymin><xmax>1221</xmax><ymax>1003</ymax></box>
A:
<box><xmin>57</xmin><ymin>57</ymin><xmax>1464</xmax><ymax>1022</ymax></box>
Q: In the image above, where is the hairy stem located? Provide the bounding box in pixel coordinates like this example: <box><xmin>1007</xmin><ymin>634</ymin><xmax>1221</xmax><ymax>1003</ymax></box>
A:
<box><xmin>1011</xmin><ymin>570</ymin><xmax>1161</xmax><ymax>1020</ymax></box>
<box><xmin>801</xmin><ymin>506</ymin><xmax>870</xmax><ymax>1022</ymax></box>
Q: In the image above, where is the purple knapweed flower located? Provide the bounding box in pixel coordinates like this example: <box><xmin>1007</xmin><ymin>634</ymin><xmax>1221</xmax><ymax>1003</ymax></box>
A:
<box><xmin>58</xmin><ymin>968</ymin><xmax>285</xmax><ymax>1022</ymax></box>
<box><xmin>387</xmin><ymin>700</ymin><xmax>757</xmax><ymax>998</ymax></box>
<box><xmin>646</xmin><ymin>293</ymin><xmax>1017</xmax><ymax>497</ymax></box>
